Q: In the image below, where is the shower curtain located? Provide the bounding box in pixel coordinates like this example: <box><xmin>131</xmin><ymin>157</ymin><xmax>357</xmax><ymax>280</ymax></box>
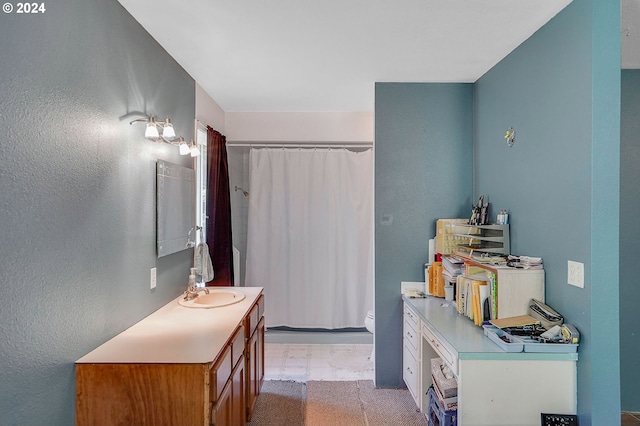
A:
<box><xmin>245</xmin><ymin>147</ymin><xmax>374</xmax><ymax>329</ymax></box>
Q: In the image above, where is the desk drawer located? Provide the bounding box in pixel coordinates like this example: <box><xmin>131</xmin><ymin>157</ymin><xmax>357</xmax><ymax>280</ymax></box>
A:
<box><xmin>404</xmin><ymin>304</ymin><xmax>420</xmax><ymax>329</ymax></box>
<box><xmin>403</xmin><ymin>342</ymin><xmax>420</xmax><ymax>406</ymax></box>
<box><xmin>422</xmin><ymin>323</ymin><xmax>458</xmax><ymax>375</ymax></box>
<box><xmin>404</xmin><ymin>317</ymin><xmax>420</xmax><ymax>353</ymax></box>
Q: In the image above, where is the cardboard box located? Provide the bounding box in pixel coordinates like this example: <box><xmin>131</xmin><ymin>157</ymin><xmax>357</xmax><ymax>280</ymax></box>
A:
<box><xmin>432</xmin><ymin>380</ymin><xmax>458</xmax><ymax>411</ymax></box>
<box><xmin>431</xmin><ymin>358</ymin><xmax>457</xmax><ymax>398</ymax></box>
<box><xmin>431</xmin><ymin>357</ymin><xmax>458</xmax><ymax>411</ymax></box>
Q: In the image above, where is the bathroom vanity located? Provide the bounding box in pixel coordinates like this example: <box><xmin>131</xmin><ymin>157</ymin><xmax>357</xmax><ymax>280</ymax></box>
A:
<box><xmin>75</xmin><ymin>287</ymin><xmax>264</xmax><ymax>426</ymax></box>
<box><xmin>403</xmin><ymin>296</ymin><xmax>577</xmax><ymax>426</ymax></box>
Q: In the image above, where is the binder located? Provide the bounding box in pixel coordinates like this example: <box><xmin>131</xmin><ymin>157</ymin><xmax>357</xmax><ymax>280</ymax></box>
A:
<box><xmin>428</xmin><ymin>262</ymin><xmax>445</xmax><ymax>298</ymax></box>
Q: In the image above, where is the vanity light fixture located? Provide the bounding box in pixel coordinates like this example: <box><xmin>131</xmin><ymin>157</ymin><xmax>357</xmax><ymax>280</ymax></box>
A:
<box><xmin>178</xmin><ymin>137</ymin><xmax>191</xmax><ymax>155</ymax></box>
<box><xmin>162</xmin><ymin>118</ymin><xmax>176</xmax><ymax>139</ymax></box>
<box><xmin>130</xmin><ymin>115</ymin><xmax>199</xmax><ymax>157</ymax></box>
<box><xmin>145</xmin><ymin>119</ymin><xmax>160</xmax><ymax>139</ymax></box>
<box><xmin>189</xmin><ymin>141</ymin><xmax>201</xmax><ymax>157</ymax></box>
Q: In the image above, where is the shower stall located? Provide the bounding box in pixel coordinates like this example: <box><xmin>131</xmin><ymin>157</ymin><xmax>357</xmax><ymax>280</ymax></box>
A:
<box><xmin>226</xmin><ymin>143</ymin><xmax>374</xmax><ymax>330</ymax></box>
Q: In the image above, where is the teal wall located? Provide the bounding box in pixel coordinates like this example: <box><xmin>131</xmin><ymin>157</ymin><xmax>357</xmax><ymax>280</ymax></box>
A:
<box><xmin>0</xmin><ymin>1</ymin><xmax>195</xmax><ymax>424</ymax></box>
<box><xmin>374</xmin><ymin>1</ymin><xmax>621</xmax><ymax>423</ymax></box>
<box><xmin>474</xmin><ymin>0</ymin><xmax>620</xmax><ymax>424</ymax></box>
<box><xmin>374</xmin><ymin>83</ymin><xmax>473</xmax><ymax>386</ymax></box>
<box><xmin>621</xmin><ymin>69</ymin><xmax>640</xmax><ymax>411</ymax></box>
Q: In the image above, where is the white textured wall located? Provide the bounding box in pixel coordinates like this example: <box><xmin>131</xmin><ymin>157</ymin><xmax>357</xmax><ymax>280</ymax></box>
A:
<box><xmin>196</xmin><ymin>83</ymin><xmax>226</xmax><ymax>132</ymax></box>
<box><xmin>225</xmin><ymin>111</ymin><xmax>374</xmax><ymax>142</ymax></box>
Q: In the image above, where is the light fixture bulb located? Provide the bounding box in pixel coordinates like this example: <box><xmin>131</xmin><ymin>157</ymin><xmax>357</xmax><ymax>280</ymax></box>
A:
<box><xmin>145</xmin><ymin>121</ymin><xmax>159</xmax><ymax>139</ymax></box>
<box><xmin>190</xmin><ymin>142</ymin><xmax>200</xmax><ymax>157</ymax></box>
<box><xmin>178</xmin><ymin>138</ymin><xmax>190</xmax><ymax>155</ymax></box>
<box><xmin>162</xmin><ymin>118</ymin><xmax>175</xmax><ymax>139</ymax></box>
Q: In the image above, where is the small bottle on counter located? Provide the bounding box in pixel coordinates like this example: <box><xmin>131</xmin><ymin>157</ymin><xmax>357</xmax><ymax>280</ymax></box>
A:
<box><xmin>188</xmin><ymin>268</ymin><xmax>196</xmax><ymax>288</ymax></box>
<box><xmin>497</xmin><ymin>210</ymin><xmax>509</xmax><ymax>225</ymax></box>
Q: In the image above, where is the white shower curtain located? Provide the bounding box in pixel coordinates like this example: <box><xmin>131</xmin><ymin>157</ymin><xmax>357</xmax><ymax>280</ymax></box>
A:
<box><xmin>245</xmin><ymin>147</ymin><xmax>373</xmax><ymax>329</ymax></box>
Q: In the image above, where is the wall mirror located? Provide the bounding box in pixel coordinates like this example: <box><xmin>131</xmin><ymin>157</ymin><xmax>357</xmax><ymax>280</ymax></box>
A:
<box><xmin>157</xmin><ymin>160</ymin><xmax>195</xmax><ymax>257</ymax></box>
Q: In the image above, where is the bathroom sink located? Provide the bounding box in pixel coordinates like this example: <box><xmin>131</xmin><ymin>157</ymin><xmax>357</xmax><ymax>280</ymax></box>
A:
<box><xmin>178</xmin><ymin>289</ymin><xmax>246</xmax><ymax>309</ymax></box>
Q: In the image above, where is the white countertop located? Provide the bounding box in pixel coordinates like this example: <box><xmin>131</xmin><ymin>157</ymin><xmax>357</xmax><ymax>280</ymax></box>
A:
<box><xmin>77</xmin><ymin>287</ymin><xmax>263</xmax><ymax>365</ymax></box>
<box><xmin>404</xmin><ymin>295</ymin><xmax>578</xmax><ymax>361</ymax></box>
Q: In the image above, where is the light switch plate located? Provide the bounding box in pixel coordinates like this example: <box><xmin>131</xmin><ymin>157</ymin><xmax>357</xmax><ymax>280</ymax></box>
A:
<box><xmin>150</xmin><ymin>267</ymin><xmax>157</xmax><ymax>289</ymax></box>
<box><xmin>567</xmin><ymin>261</ymin><xmax>584</xmax><ymax>288</ymax></box>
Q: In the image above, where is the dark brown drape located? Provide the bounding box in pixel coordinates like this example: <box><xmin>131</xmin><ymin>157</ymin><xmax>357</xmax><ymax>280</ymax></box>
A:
<box><xmin>205</xmin><ymin>126</ymin><xmax>234</xmax><ymax>286</ymax></box>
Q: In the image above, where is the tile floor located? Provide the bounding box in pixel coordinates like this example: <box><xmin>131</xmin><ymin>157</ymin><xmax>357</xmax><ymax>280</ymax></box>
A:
<box><xmin>264</xmin><ymin>343</ymin><xmax>374</xmax><ymax>382</ymax></box>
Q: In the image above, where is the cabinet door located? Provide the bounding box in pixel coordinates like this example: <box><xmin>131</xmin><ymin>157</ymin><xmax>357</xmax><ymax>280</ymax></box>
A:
<box><xmin>256</xmin><ymin>317</ymin><xmax>265</xmax><ymax>393</ymax></box>
<box><xmin>231</xmin><ymin>356</ymin><xmax>246</xmax><ymax>426</ymax></box>
<box><xmin>246</xmin><ymin>316</ymin><xmax>265</xmax><ymax>421</ymax></box>
<box><xmin>211</xmin><ymin>379</ymin><xmax>232</xmax><ymax>426</ymax></box>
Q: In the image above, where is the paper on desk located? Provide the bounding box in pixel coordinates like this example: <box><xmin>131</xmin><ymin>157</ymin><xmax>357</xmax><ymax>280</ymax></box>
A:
<box><xmin>490</xmin><ymin>315</ymin><xmax>540</xmax><ymax>329</ymax></box>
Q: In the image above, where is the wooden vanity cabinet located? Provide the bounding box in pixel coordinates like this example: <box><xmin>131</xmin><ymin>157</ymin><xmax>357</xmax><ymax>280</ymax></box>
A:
<box><xmin>76</xmin><ymin>363</ymin><xmax>212</xmax><ymax>426</ymax></box>
<box><xmin>75</xmin><ymin>287</ymin><xmax>265</xmax><ymax>426</ymax></box>
<box><xmin>211</xmin><ymin>325</ymin><xmax>245</xmax><ymax>426</ymax></box>
<box><xmin>245</xmin><ymin>294</ymin><xmax>265</xmax><ymax>422</ymax></box>
<box><xmin>76</xmin><ymin>325</ymin><xmax>247</xmax><ymax>426</ymax></box>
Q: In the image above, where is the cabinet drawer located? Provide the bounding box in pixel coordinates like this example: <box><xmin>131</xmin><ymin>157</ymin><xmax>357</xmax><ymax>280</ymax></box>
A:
<box><xmin>257</xmin><ymin>293</ymin><xmax>265</xmax><ymax>318</ymax></box>
<box><xmin>245</xmin><ymin>302</ymin><xmax>260</xmax><ymax>338</ymax></box>
<box><xmin>403</xmin><ymin>304</ymin><xmax>419</xmax><ymax>329</ymax></box>
<box><xmin>403</xmin><ymin>317</ymin><xmax>420</xmax><ymax>354</ymax></box>
<box><xmin>403</xmin><ymin>342</ymin><xmax>420</xmax><ymax>405</ymax></box>
<box><xmin>210</xmin><ymin>344</ymin><xmax>232</xmax><ymax>403</ymax></box>
<box><xmin>231</xmin><ymin>325</ymin><xmax>245</xmax><ymax>368</ymax></box>
<box><xmin>421</xmin><ymin>323</ymin><xmax>458</xmax><ymax>375</ymax></box>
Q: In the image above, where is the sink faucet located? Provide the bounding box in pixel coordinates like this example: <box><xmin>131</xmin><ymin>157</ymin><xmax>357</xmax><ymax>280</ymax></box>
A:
<box><xmin>183</xmin><ymin>285</ymin><xmax>209</xmax><ymax>301</ymax></box>
<box><xmin>183</xmin><ymin>267</ymin><xmax>210</xmax><ymax>300</ymax></box>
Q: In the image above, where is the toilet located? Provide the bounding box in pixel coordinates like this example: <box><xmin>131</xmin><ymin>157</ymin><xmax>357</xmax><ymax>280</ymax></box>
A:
<box><xmin>364</xmin><ymin>310</ymin><xmax>375</xmax><ymax>362</ymax></box>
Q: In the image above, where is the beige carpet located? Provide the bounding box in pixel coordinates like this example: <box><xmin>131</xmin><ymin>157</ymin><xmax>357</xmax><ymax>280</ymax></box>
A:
<box><xmin>248</xmin><ymin>380</ymin><xmax>427</xmax><ymax>426</ymax></box>
<box><xmin>249</xmin><ymin>380</ymin><xmax>306</xmax><ymax>426</ymax></box>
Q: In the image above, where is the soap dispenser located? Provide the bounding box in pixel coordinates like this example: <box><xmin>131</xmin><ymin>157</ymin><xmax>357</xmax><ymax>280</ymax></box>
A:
<box><xmin>188</xmin><ymin>267</ymin><xmax>196</xmax><ymax>288</ymax></box>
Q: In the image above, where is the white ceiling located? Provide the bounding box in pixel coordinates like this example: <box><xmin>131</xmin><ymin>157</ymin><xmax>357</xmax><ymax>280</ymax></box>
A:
<box><xmin>117</xmin><ymin>0</ymin><xmax>630</xmax><ymax>112</ymax></box>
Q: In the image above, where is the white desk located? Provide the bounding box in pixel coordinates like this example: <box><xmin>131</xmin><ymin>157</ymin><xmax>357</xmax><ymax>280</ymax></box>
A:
<box><xmin>403</xmin><ymin>296</ymin><xmax>577</xmax><ymax>426</ymax></box>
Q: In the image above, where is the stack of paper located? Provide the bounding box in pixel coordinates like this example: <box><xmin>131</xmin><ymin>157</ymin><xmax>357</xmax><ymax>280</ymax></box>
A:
<box><xmin>507</xmin><ymin>255</ymin><xmax>543</xmax><ymax>269</ymax></box>
<box><xmin>441</xmin><ymin>255</ymin><xmax>464</xmax><ymax>283</ymax></box>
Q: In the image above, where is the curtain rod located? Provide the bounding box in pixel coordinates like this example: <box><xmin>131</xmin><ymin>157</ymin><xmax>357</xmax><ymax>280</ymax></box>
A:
<box><xmin>226</xmin><ymin>142</ymin><xmax>373</xmax><ymax>148</ymax></box>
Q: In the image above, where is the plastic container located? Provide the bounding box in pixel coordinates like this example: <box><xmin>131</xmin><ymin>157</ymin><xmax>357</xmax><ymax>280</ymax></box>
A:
<box><xmin>428</xmin><ymin>387</ymin><xmax>457</xmax><ymax>426</ymax></box>
<box><xmin>519</xmin><ymin>336</ymin><xmax>579</xmax><ymax>353</ymax></box>
<box><xmin>483</xmin><ymin>325</ymin><xmax>578</xmax><ymax>353</ymax></box>
<box><xmin>482</xmin><ymin>325</ymin><xmax>524</xmax><ymax>352</ymax></box>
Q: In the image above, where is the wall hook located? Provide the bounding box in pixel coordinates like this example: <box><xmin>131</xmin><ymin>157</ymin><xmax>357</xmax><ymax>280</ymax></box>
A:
<box><xmin>504</xmin><ymin>127</ymin><xmax>515</xmax><ymax>147</ymax></box>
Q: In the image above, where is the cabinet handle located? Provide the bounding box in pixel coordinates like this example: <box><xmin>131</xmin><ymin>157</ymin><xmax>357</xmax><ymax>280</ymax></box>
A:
<box><xmin>406</xmin><ymin>367</ymin><xmax>412</xmax><ymax>374</ymax></box>
<box><xmin>406</xmin><ymin>331</ymin><xmax>413</xmax><ymax>339</ymax></box>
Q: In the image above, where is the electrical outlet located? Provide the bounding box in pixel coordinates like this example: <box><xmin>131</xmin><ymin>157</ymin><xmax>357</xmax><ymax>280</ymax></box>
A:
<box><xmin>567</xmin><ymin>261</ymin><xmax>584</xmax><ymax>288</ymax></box>
<box><xmin>150</xmin><ymin>267</ymin><xmax>157</xmax><ymax>289</ymax></box>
